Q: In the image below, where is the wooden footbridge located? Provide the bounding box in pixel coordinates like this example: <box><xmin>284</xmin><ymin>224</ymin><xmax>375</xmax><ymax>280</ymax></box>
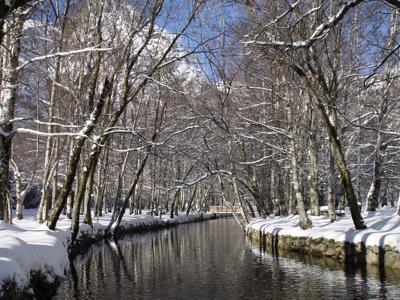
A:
<box><xmin>208</xmin><ymin>205</ymin><xmax>243</xmax><ymax>214</ymax></box>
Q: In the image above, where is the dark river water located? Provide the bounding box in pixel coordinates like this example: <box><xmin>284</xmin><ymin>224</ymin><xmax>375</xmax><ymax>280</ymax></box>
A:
<box><xmin>55</xmin><ymin>218</ymin><xmax>400</xmax><ymax>300</ymax></box>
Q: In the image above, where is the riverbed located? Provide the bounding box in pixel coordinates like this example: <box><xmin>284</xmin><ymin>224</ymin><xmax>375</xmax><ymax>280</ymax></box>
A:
<box><xmin>55</xmin><ymin>218</ymin><xmax>400</xmax><ymax>299</ymax></box>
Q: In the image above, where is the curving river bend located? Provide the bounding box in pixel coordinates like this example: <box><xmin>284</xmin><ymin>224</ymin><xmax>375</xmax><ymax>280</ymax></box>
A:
<box><xmin>55</xmin><ymin>218</ymin><xmax>400</xmax><ymax>299</ymax></box>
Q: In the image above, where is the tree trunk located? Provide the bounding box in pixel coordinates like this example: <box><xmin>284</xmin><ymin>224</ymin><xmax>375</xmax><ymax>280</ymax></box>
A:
<box><xmin>12</xmin><ymin>161</ymin><xmax>32</xmax><ymax>221</ymax></box>
<box><xmin>337</xmin><ymin>185</ymin><xmax>346</xmax><ymax>211</ymax></box>
<box><xmin>397</xmin><ymin>191</ymin><xmax>400</xmax><ymax>216</ymax></box>
<box><xmin>4</xmin><ymin>191</ymin><xmax>12</xmax><ymax>223</ymax></box>
<box><xmin>287</xmin><ymin>172</ymin><xmax>295</xmax><ymax>215</ymax></box>
<box><xmin>277</xmin><ymin>172</ymin><xmax>287</xmax><ymax>215</ymax></box>
<box><xmin>270</xmin><ymin>163</ymin><xmax>279</xmax><ymax>215</ymax></box>
<box><xmin>169</xmin><ymin>161</ymin><xmax>181</xmax><ymax>218</ymax></box>
<box><xmin>114</xmin><ymin>152</ymin><xmax>149</xmax><ymax>230</ymax></box>
<box><xmin>48</xmin><ymin>79</ymin><xmax>111</xmax><ymax>230</ymax></box>
<box><xmin>95</xmin><ymin>148</ymin><xmax>108</xmax><ymax>217</ymax></box>
<box><xmin>325</xmin><ymin>111</ymin><xmax>366</xmax><ymax>229</ymax></box>
<box><xmin>365</xmin><ymin>131</ymin><xmax>385</xmax><ymax>211</ymax></box>
<box><xmin>83</xmin><ymin>156</ymin><xmax>97</xmax><ymax>224</ymax></box>
<box><xmin>287</xmin><ymin>100</ymin><xmax>312</xmax><ymax>229</ymax></box>
<box><xmin>66</xmin><ymin>190</ymin><xmax>74</xmax><ymax>219</ymax></box>
<box><xmin>289</xmin><ymin>138</ymin><xmax>312</xmax><ymax>229</ymax></box>
<box><xmin>307</xmin><ymin>97</ymin><xmax>320</xmax><ymax>216</ymax></box>
<box><xmin>186</xmin><ymin>185</ymin><xmax>198</xmax><ymax>216</ymax></box>
<box><xmin>0</xmin><ymin>17</ymin><xmax>24</xmax><ymax>222</ymax></box>
<box><xmin>327</xmin><ymin>149</ymin><xmax>337</xmax><ymax>222</ymax></box>
<box><xmin>104</xmin><ymin>174</ymin><xmax>123</xmax><ymax>237</ymax></box>
<box><xmin>37</xmin><ymin>151</ymin><xmax>52</xmax><ymax>223</ymax></box>
<box><xmin>15</xmin><ymin>174</ymin><xmax>23</xmax><ymax>220</ymax></box>
<box><xmin>51</xmin><ymin>144</ymin><xmax>59</xmax><ymax>208</ymax></box>
<box><xmin>305</xmin><ymin>81</ymin><xmax>366</xmax><ymax>229</ymax></box>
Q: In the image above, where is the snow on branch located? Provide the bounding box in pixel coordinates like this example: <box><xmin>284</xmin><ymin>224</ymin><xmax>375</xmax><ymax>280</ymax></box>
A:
<box><xmin>13</xmin><ymin>127</ymin><xmax>90</xmax><ymax>138</ymax></box>
<box><xmin>239</xmin><ymin>116</ymin><xmax>291</xmax><ymax>138</ymax></box>
<box><xmin>16</xmin><ymin>46</ymin><xmax>112</xmax><ymax>71</ymax></box>
<box><xmin>238</xmin><ymin>153</ymin><xmax>276</xmax><ymax>165</ymax></box>
<box><xmin>99</xmin><ymin>125</ymin><xmax>200</xmax><ymax>153</ymax></box>
<box><xmin>338</xmin><ymin>108</ymin><xmax>400</xmax><ymax>137</ymax></box>
<box><xmin>171</xmin><ymin>173</ymin><xmax>212</xmax><ymax>190</ymax></box>
<box><xmin>10</xmin><ymin>117</ymin><xmax>81</xmax><ymax>128</ymax></box>
<box><xmin>246</xmin><ymin>0</ymin><xmax>365</xmax><ymax>49</ymax></box>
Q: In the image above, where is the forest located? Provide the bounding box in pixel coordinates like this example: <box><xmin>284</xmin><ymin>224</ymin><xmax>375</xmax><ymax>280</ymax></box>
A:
<box><xmin>1</xmin><ymin>0</ymin><xmax>400</xmax><ymax>242</ymax></box>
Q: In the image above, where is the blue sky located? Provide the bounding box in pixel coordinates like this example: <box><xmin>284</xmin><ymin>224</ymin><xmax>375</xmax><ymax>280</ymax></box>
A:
<box><xmin>155</xmin><ymin>0</ymin><xmax>248</xmax><ymax>82</ymax></box>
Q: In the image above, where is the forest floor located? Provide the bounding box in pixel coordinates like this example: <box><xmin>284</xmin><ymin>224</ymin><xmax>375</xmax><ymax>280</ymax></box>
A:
<box><xmin>248</xmin><ymin>205</ymin><xmax>400</xmax><ymax>254</ymax></box>
<box><xmin>0</xmin><ymin>209</ymin><xmax>214</xmax><ymax>292</ymax></box>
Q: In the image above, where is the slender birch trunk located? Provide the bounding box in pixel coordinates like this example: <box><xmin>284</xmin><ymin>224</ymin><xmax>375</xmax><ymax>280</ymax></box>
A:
<box><xmin>0</xmin><ymin>15</ymin><xmax>24</xmax><ymax>221</ymax></box>
<box><xmin>287</xmin><ymin>100</ymin><xmax>312</xmax><ymax>229</ymax></box>
<box><xmin>327</xmin><ymin>149</ymin><xmax>337</xmax><ymax>222</ymax></box>
<box><xmin>365</xmin><ymin>127</ymin><xmax>385</xmax><ymax>211</ymax></box>
<box><xmin>397</xmin><ymin>191</ymin><xmax>400</xmax><ymax>216</ymax></box>
<box><xmin>307</xmin><ymin>94</ymin><xmax>320</xmax><ymax>216</ymax></box>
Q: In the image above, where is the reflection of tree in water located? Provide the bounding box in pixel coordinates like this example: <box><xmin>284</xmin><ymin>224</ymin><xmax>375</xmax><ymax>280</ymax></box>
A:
<box><xmin>56</xmin><ymin>220</ymin><xmax>400</xmax><ymax>299</ymax></box>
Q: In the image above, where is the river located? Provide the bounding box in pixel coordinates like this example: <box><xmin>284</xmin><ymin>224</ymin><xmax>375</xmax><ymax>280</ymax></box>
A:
<box><xmin>55</xmin><ymin>218</ymin><xmax>400</xmax><ymax>299</ymax></box>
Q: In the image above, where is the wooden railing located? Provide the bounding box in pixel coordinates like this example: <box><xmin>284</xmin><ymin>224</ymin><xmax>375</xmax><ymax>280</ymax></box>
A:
<box><xmin>208</xmin><ymin>205</ymin><xmax>242</xmax><ymax>213</ymax></box>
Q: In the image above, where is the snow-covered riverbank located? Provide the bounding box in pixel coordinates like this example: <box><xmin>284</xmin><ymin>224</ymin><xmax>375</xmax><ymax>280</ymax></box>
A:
<box><xmin>0</xmin><ymin>209</ymin><xmax>215</xmax><ymax>296</ymax></box>
<box><xmin>247</xmin><ymin>206</ymin><xmax>400</xmax><ymax>268</ymax></box>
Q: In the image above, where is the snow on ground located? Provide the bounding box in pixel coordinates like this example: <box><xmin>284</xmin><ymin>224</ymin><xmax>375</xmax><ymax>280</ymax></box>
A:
<box><xmin>0</xmin><ymin>212</ymin><xmax>69</xmax><ymax>290</ymax></box>
<box><xmin>248</xmin><ymin>206</ymin><xmax>400</xmax><ymax>250</ymax></box>
<box><xmin>0</xmin><ymin>209</ymin><xmax>213</xmax><ymax>291</ymax></box>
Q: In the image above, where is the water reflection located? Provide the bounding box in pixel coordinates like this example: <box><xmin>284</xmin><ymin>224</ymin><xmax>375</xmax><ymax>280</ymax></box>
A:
<box><xmin>55</xmin><ymin>219</ymin><xmax>400</xmax><ymax>300</ymax></box>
